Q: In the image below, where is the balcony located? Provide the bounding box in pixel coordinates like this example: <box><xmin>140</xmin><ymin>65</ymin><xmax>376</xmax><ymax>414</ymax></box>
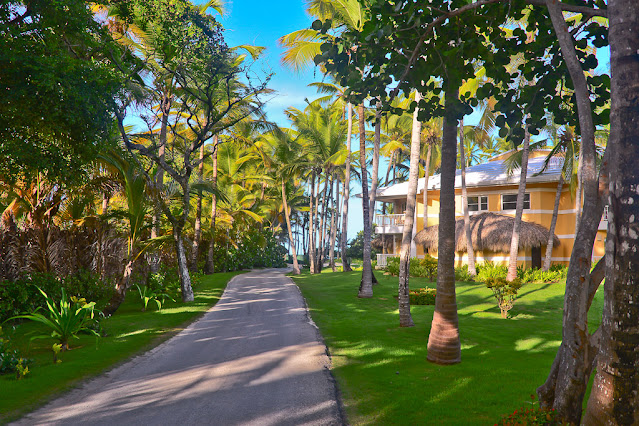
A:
<box><xmin>374</xmin><ymin>214</ymin><xmax>405</xmax><ymax>234</ymax></box>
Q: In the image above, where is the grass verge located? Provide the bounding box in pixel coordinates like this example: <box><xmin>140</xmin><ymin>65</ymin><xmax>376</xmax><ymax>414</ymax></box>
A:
<box><xmin>0</xmin><ymin>271</ymin><xmax>242</xmax><ymax>423</ymax></box>
<box><xmin>292</xmin><ymin>270</ymin><xmax>603</xmax><ymax>425</ymax></box>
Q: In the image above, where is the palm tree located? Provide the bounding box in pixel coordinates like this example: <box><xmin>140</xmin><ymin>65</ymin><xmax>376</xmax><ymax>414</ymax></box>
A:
<box><xmin>261</xmin><ymin>128</ymin><xmax>309</xmax><ymax>274</ymax></box>
<box><xmin>426</xmin><ymin>82</ymin><xmax>461</xmax><ymax>365</ymax></box>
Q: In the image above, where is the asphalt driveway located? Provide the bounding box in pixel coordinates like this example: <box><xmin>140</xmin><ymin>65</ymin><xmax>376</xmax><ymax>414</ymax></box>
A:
<box><xmin>13</xmin><ymin>268</ymin><xmax>343</xmax><ymax>426</ymax></box>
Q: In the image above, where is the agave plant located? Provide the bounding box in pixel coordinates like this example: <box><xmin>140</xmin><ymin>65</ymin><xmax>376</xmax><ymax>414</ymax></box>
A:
<box><xmin>11</xmin><ymin>287</ymin><xmax>100</xmax><ymax>351</ymax></box>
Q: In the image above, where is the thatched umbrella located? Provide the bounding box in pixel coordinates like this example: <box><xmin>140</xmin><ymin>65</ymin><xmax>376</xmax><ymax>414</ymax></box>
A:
<box><xmin>414</xmin><ymin>212</ymin><xmax>560</xmax><ymax>252</ymax></box>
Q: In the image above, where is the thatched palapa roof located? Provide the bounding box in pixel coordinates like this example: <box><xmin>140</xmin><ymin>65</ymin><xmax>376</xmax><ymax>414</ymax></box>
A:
<box><xmin>414</xmin><ymin>212</ymin><xmax>560</xmax><ymax>253</ymax></box>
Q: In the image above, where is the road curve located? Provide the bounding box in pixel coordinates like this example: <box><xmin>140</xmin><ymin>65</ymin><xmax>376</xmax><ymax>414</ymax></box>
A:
<box><xmin>14</xmin><ymin>268</ymin><xmax>343</xmax><ymax>426</ymax></box>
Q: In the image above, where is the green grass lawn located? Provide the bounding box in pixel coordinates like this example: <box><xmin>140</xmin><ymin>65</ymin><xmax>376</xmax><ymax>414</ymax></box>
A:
<box><xmin>0</xmin><ymin>271</ymin><xmax>242</xmax><ymax>423</ymax></box>
<box><xmin>293</xmin><ymin>270</ymin><xmax>604</xmax><ymax>425</ymax></box>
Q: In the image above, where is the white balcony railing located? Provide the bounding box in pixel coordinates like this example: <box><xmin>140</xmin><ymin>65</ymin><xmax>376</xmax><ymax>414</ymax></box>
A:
<box><xmin>375</xmin><ymin>214</ymin><xmax>406</xmax><ymax>234</ymax></box>
<box><xmin>376</xmin><ymin>253</ymin><xmax>398</xmax><ymax>268</ymax></box>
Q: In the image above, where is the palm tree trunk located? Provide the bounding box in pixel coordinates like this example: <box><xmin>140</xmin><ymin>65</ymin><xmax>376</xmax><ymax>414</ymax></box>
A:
<box><xmin>506</xmin><ymin>126</ymin><xmax>530</xmax><ymax>282</ymax></box>
<box><xmin>330</xmin><ymin>178</ymin><xmax>340</xmax><ymax>272</ymax></box>
<box><xmin>369</xmin><ymin>103</ymin><xmax>381</xmax><ymax>225</ymax></box>
<box><xmin>313</xmin><ymin>173</ymin><xmax>323</xmax><ymax>273</ymax></box>
<box><xmin>308</xmin><ymin>172</ymin><xmax>317</xmax><ymax>274</ymax></box>
<box><xmin>282</xmin><ymin>180</ymin><xmax>300</xmax><ymax>274</ymax></box>
<box><xmin>318</xmin><ymin>173</ymin><xmax>331</xmax><ymax>271</ymax></box>
<box><xmin>398</xmin><ymin>91</ymin><xmax>421</xmax><ymax>328</ymax></box>
<box><xmin>358</xmin><ymin>103</ymin><xmax>373</xmax><ymax>298</ymax></box>
<box><xmin>543</xmin><ymin>176</ymin><xmax>563</xmax><ymax>271</ymax></box>
<box><xmin>459</xmin><ymin>121</ymin><xmax>476</xmax><ymax>276</ymax></box>
<box><xmin>191</xmin><ymin>143</ymin><xmax>205</xmax><ymax>272</ymax></box>
<box><xmin>341</xmin><ymin>102</ymin><xmax>353</xmax><ymax>272</ymax></box>
<box><xmin>427</xmin><ymin>83</ymin><xmax>461</xmax><ymax>365</ymax></box>
<box><xmin>206</xmin><ymin>136</ymin><xmax>218</xmax><ymax>274</ymax></box>
<box><xmin>422</xmin><ymin>144</ymin><xmax>432</xmax><ymax>231</ymax></box>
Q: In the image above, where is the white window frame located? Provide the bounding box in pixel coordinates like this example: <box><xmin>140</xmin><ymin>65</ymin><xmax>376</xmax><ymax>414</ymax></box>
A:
<box><xmin>501</xmin><ymin>193</ymin><xmax>530</xmax><ymax>211</ymax></box>
<box><xmin>468</xmin><ymin>195</ymin><xmax>489</xmax><ymax>212</ymax></box>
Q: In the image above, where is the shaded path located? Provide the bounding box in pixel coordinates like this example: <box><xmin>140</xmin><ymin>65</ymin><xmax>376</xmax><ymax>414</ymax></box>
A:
<box><xmin>14</xmin><ymin>269</ymin><xmax>343</xmax><ymax>425</ymax></box>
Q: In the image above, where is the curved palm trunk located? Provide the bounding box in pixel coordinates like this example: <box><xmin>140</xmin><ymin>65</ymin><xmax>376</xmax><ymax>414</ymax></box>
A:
<box><xmin>398</xmin><ymin>91</ymin><xmax>421</xmax><ymax>328</ymax></box>
<box><xmin>459</xmin><ymin>121</ymin><xmax>476</xmax><ymax>275</ymax></box>
<box><xmin>422</xmin><ymin>144</ymin><xmax>432</xmax><ymax>231</ymax></box>
<box><xmin>506</xmin><ymin>127</ymin><xmax>530</xmax><ymax>282</ymax></box>
<box><xmin>584</xmin><ymin>3</ymin><xmax>639</xmax><ymax>422</ymax></box>
<box><xmin>282</xmin><ymin>180</ymin><xmax>300</xmax><ymax>274</ymax></box>
<box><xmin>103</xmin><ymin>258</ymin><xmax>135</xmax><ymax>316</ymax></box>
<box><xmin>206</xmin><ymin>137</ymin><xmax>218</xmax><ymax>274</ymax></box>
<box><xmin>358</xmin><ymin>104</ymin><xmax>373</xmax><ymax>298</ymax></box>
<box><xmin>341</xmin><ymin>103</ymin><xmax>353</xmax><ymax>272</ymax></box>
<box><xmin>191</xmin><ymin>143</ymin><xmax>205</xmax><ymax>272</ymax></box>
<box><xmin>427</xmin><ymin>84</ymin><xmax>461</xmax><ymax>365</ymax></box>
<box><xmin>542</xmin><ymin>176</ymin><xmax>563</xmax><ymax>271</ymax></box>
<box><xmin>369</xmin><ymin>104</ymin><xmax>381</xmax><ymax>225</ymax></box>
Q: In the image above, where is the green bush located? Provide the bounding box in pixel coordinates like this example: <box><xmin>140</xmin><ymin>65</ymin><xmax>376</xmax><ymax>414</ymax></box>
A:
<box><xmin>454</xmin><ymin>264</ymin><xmax>475</xmax><ymax>282</ymax></box>
<box><xmin>0</xmin><ymin>326</ymin><xmax>32</xmax><ymax>376</ymax></box>
<box><xmin>476</xmin><ymin>262</ymin><xmax>508</xmax><ymax>283</ymax></box>
<box><xmin>409</xmin><ymin>288</ymin><xmax>437</xmax><ymax>305</ymax></box>
<box><xmin>384</xmin><ymin>255</ymin><xmax>437</xmax><ymax>280</ymax></box>
<box><xmin>0</xmin><ymin>271</ymin><xmax>114</xmax><ymax>323</ymax></box>
<box><xmin>486</xmin><ymin>277</ymin><xmax>523</xmax><ymax>319</ymax></box>
<box><xmin>210</xmin><ymin>228</ymin><xmax>287</xmax><ymax>272</ymax></box>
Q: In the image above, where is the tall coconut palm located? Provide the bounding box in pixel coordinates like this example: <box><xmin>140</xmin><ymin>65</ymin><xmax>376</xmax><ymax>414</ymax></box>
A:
<box><xmin>427</xmin><ymin>82</ymin><xmax>461</xmax><ymax>365</ymax></box>
<box><xmin>261</xmin><ymin>128</ymin><xmax>309</xmax><ymax>274</ymax></box>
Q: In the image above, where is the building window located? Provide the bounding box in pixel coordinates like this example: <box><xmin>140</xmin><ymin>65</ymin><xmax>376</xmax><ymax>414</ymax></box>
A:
<box><xmin>468</xmin><ymin>195</ymin><xmax>488</xmax><ymax>212</ymax></box>
<box><xmin>502</xmin><ymin>193</ymin><xmax>530</xmax><ymax>210</ymax></box>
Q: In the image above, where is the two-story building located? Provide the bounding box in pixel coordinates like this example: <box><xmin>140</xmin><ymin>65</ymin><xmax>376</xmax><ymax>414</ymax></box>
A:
<box><xmin>374</xmin><ymin>150</ymin><xmax>607</xmax><ymax>268</ymax></box>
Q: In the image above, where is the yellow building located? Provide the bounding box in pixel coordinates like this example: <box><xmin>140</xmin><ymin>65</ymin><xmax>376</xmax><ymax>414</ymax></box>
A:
<box><xmin>374</xmin><ymin>150</ymin><xmax>607</xmax><ymax>268</ymax></box>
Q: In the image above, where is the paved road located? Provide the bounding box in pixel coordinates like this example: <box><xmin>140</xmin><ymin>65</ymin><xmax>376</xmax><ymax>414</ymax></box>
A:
<box><xmin>15</xmin><ymin>269</ymin><xmax>343</xmax><ymax>426</ymax></box>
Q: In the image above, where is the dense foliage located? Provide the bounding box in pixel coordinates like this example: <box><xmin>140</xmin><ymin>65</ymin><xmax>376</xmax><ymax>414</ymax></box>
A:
<box><xmin>0</xmin><ymin>0</ymin><xmax>122</xmax><ymax>183</ymax></box>
<box><xmin>0</xmin><ymin>271</ymin><xmax>114</xmax><ymax>323</ymax></box>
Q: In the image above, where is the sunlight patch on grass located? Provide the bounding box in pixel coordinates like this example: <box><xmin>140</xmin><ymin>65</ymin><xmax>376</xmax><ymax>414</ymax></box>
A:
<box><xmin>429</xmin><ymin>377</ymin><xmax>472</xmax><ymax>404</ymax></box>
<box><xmin>515</xmin><ymin>337</ymin><xmax>561</xmax><ymax>352</ymax></box>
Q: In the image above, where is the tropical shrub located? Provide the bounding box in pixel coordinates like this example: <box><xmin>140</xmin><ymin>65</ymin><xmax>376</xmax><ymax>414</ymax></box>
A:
<box><xmin>476</xmin><ymin>262</ymin><xmax>508</xmax><ymax>283</ymax></box>
<box><xmin>454</xmin><ymin>264</ymin><xmax>475</xmax><ymax>282</ymax></box>
<box><xmin>10</xmin><ymin>287</ymin><xmax>101</xmax><ymax>350</ymax></box>
<box><xmin>0</xmin><ymin>326</ymin><xmax>32</xmax><ymax>376</ymax></box>
<box><xmin>384</xmin><ymin>256</ymin><xmax>437</xmax><ymax>280</ymax></box>
<box><xmin>518</xmin><ymin>265</ymin><xmax>568</xmax><ymax>284</ymax></box>
<box><xmin>485</xmin><ymin>277</ymin><xmax>523</xmax><ymax>319</ymax></box>
<box><xmin>135</xmin><ymin>284</ymin><xmax>163</xmax><ymax>312</ymax></box>
<box><xmin>0</xmin><ymin>271</ymin><xmax>114</xmax><ymax>323</ymax></box>
<box><xmin>476</xmin><ymin>262</ymin><xmax>568</xmax><ymax>284</ymax></box>
<box><xmin>409</xmin><ymin>288</ymin><xmax>437</xmax><ymax>305</ymax></box>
